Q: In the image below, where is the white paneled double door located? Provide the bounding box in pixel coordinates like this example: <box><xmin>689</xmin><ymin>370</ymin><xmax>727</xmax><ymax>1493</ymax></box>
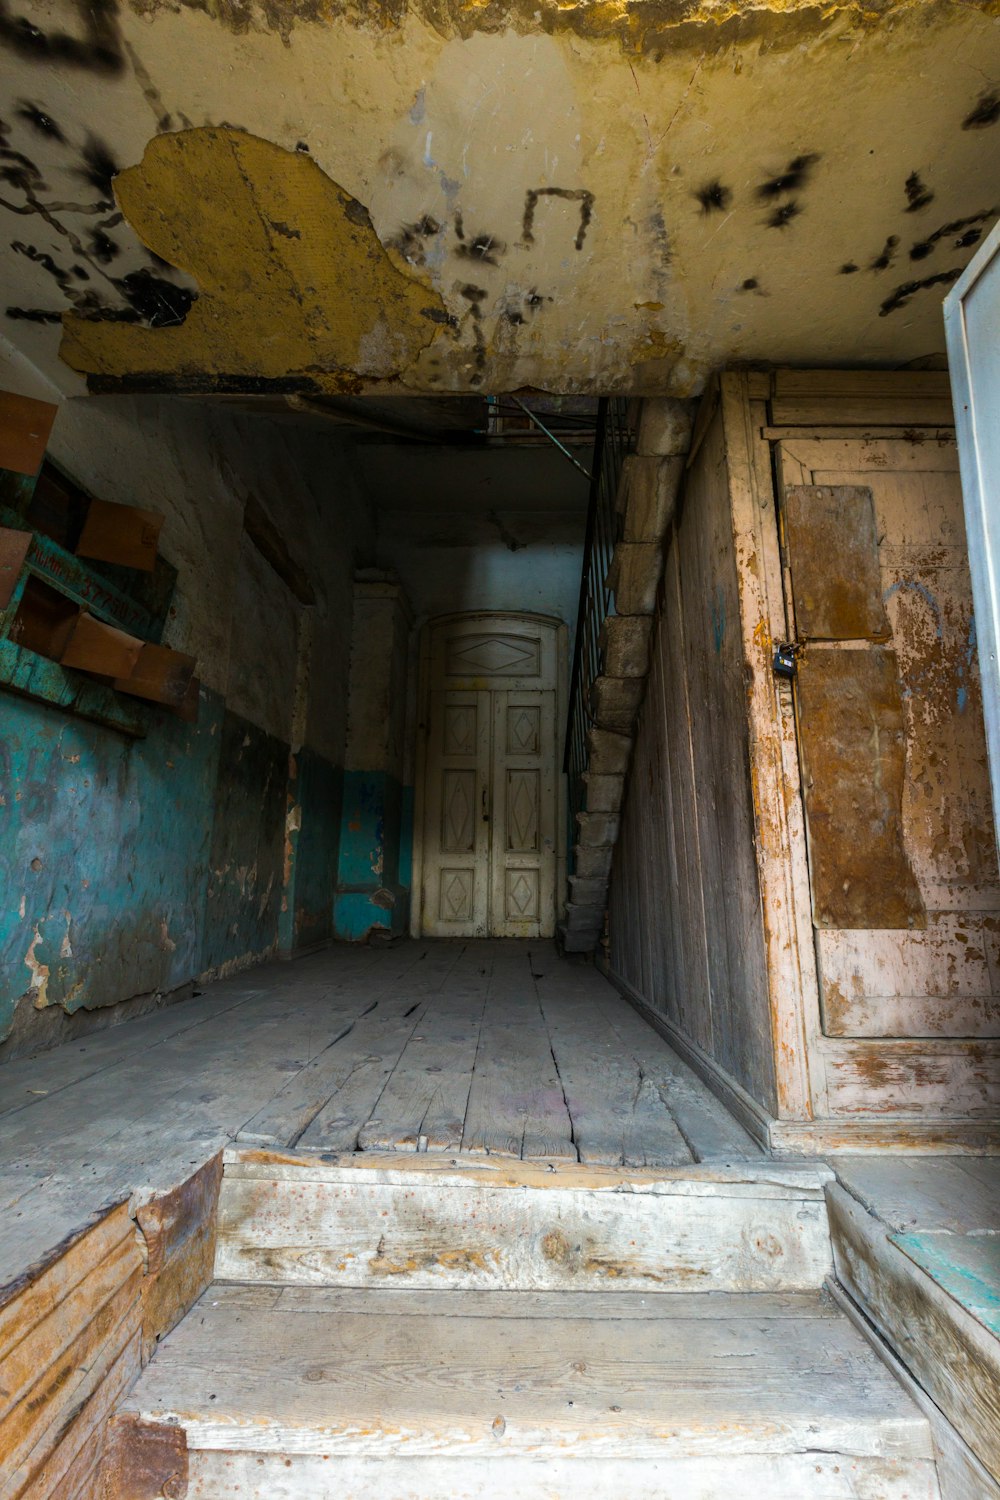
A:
<box><xmin>421</xmin><ymin>618</ymin><xmax>559</xmax><ymax>938</ymax></box>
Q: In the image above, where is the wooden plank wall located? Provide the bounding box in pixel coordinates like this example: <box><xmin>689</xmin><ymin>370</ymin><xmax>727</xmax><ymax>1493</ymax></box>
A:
<box><xmin>0</xmin><ymin>1156</ymin><xmax>221</xmax><ymax>1500</ymax></box>
<box><xmin>612</xmin><ymin>369</ymin><xmax>1000</xmax><ymax>1147</ymax></box>
<box><xmin>0</xmin><ymin>1203</ymin><xmax>142</xmax><ymax>1500</ymax></box>
<box><xmin>609</xmin><ymin>394</ymin><xmax>776</xmax><ymax>1116</ymax></box>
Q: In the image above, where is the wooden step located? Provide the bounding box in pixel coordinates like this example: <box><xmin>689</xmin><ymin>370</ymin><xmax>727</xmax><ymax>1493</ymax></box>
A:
<box><xmin>108</xmin><ymin>1283</ymin><xmax>939</xmax><ymax>1499</ymax></box>
<box><xmin>215</xmin><ymin>1150</ymin><xmax>836</xmax><ymax>1293</ymax></box>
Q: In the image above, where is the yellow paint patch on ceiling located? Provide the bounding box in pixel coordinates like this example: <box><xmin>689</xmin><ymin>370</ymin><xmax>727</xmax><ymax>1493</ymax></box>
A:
<box><xmin>126</xmin><ymin>0</ymin><xmax>1000</xmax><ymax>52</ymax></box>
<box><xmin>60</xmin><ymin>128</ymin><xmax>447</xmax><ymax>391</ymax></box>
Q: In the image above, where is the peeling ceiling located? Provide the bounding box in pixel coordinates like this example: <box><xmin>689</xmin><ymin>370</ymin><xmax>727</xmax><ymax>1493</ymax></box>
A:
<box><xmin>1</xmin><ymin>0</ymin><xmax>999</xmax><ymax>396</ymax></box>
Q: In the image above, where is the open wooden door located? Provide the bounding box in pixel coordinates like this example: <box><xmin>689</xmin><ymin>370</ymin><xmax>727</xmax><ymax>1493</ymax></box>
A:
<box><xmin>417</xmin><ymin>614</ymin><xmax>562</xmax><ymax>939</ymax></box>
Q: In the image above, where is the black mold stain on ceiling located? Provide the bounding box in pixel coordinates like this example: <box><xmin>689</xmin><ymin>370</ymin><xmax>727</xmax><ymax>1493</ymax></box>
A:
<box><xmin>0</xmin><ymin>0</ymin><xmax>124</xmax><ymax>74</ymax></box>
<box><xmin>756</xmin><ymin>153</ymin><xmax>820</xmax><ymax>201</ymax></box>
<box><xmin>963</xmin><ymin>90</ymin><xmax>1000</xmax><ymax>130</ymax></box>
<box><xmin>74</xmin><ymin>134</ymin><xmax>120</xmax><ymax>202</ymax></box>
<box><xmin>694</xmin><ymin>179</ymin><xmax>731</xmax><ymax>215</ymax></box>
<box><xmin>15</xmin><ymin>101</ymin><xmax>66</xmax><ymax>143</ymax></box>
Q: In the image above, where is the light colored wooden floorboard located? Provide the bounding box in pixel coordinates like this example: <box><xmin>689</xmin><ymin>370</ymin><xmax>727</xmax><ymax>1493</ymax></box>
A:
<box><xmin>214</xmin><ymin>1158</ymin><xmax>834</xmax><ymax>1293</ymax></box>
<box><xmin>122</xmin><ymin>1282</ymin><xmax>932</xmax><ymax>1463</ymax></box>
<box><xmin>260</xmin><ymin>1284</ymin><xmax>843</xmax><ymax>1319</ymax></box>
<box><xmin>460</xmin><ymin>951</ymin><xmax>575</xmax><ymax>1159</ymax></box>
<box><xmin>585</xmin><ymin>978</ymin><xmax>760</xmax><ymax>1160</ymax></box>
<box><xmin>296</xmin><ymin>1001</ymin><xmax>431</xmax><ymax>1153</ymax></box>
<box><xmin>834</xmin><ymin>1157</ymin><xmax>1000</xmax><ymax>1235</ymax></box>
<box><xmin>0</xmin><ymin>945</ymin><xmax>398</xmax><ymax>1124</ymax></box>
<box><xmin>0</xmin><ymin>987</ymin><xmax>263</xmax><ymax>1121</ymax></box>
<box><xmin>299</xmin><ymin>943</ymin><xmax>479</xmax><ymax>1152</ymax></box>
<box><xmin>236</xmin><ymin>1013</ymin><xmax>371</xmax><ymax>1147</ymax></box>
<box><xmin>0</xmin><ymin>939</ymin><xmax>772</xmax><ymax>1289</ymax></box>
<box><xmin>182</xmin><ymin>1449</ymin><xmax>938</xmax><ymax>1500</ymax></box>
<box><xmin>535</xmin><ymin>967</ymin><xmax>691</xmax><ymax>1167</ymax></box>
<box><xmin>829</xmin><ymin>1183</ymin><xmax>1000</xmax><ymax>1483</ymax></box>
<box><xmin>358</xmin><ymin>954</ymin><xmax>490</xmax><ymax>1153</ymax></box>
<box><xmin>237</xmin><ymin>944</ymin><xmax>433</xmax><ymax>1147</ymax></box>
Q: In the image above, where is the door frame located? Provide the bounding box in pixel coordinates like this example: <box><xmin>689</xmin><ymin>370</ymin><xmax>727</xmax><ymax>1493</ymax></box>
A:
<box><xmin>410</xmin><ymin>611</ymin><xmax>569</xmax><ymax>939</ymax></box>
<box><xmin>945</xmin><ymin>219</ymin><xmax>1000</xmax><ymax>868</ymax></box>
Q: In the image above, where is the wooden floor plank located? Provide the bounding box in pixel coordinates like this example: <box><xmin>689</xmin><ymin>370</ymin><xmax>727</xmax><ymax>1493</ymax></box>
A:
<box><xmin>0</xmin><ymin>944</ymin><xmax>396</xmax><ymax>1123</ymax></box>
<box><xmin>238</xmin><ymin>945</ymin><xmax>432</xmax><ymax>1147</ymax></box>
<box><xmin>300</xmin><ymin>941</ymin><xmax>476</xmax><ymax>1153</ymax></box>
<box><xmin>584</xmin><ymin>977</ymin><xmax>760</xmax><ymax>1161</ymax></box>
<box><xmin>296</xmin><ymin>1002</ymin><xmax>431</xmax><ymax>1153</ymax></box>
<box><xmin>266</xmin><ymin>1285</ymin><xmax>842</xmax><ymax>1319</ymax></box>
<box><xmin>891</xmin><ymin>1230</ymin><xmax>1000</xmax><ymax>1339</ymax></box>
<box><xmin>216</xmin><ymin>1156</ymin><xmax>833</xmax><ymax>1293</ymax></box>
<box><xmin>461</xmin><ymin>949</ymin><xmax>575</xmax><ymax>1159</ymax></box>
<box><xmin>0</xmin><ymin>938</ymin><xmax>768</xmax><ymax>1287</ymax></box>
<box><xmin>829</xmin><ymin>1182</ymin><xmax>1000</xmax><ymax>1484</ymax></box>
<box><xmin>121</xmin><ymin>1282</ymin><xmax>932</xmax><ymax>1464</ymax></box>
<box><xmin>0</xmin><ymin>987</ymin><xmax>262</xmax><ymax>1121</ymax></box>
<box><xmin>834</xmin><ymin>1157</ymin><xmax>1000</xmax><ymax>1235</ymax></box>
<box><xmin>236</xmin><ymin>1014</ymin><xmax>371</xmax><ymax>1148</ymax></box>
<box><xmin>535</xmin><ymin>966</ymin><xmax>691</xmax><ymax>1167</ymax></box>
<box><xmin>358</xmin><ymin>954</ymin><xmax>490</xmax><ymax>1153</ymax></box>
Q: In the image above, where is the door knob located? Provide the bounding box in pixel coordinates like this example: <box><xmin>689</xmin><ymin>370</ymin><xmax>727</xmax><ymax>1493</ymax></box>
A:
<box><xmin>482</xmin><ymin>786</ymin><xmax>490</xmax><ymax>822</ymax></box>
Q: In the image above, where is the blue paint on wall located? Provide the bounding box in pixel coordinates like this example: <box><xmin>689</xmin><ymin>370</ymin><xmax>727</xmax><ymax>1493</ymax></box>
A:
<box><xmin>883</xmin><ymin>578</ymin><xmax>943</xmax><ymax>638</ymax></box>
<box><xmin>0</xmin><ymin>684</ymin><xmax>347</xmax><ymax>1043</ymax></box>
<box><xmin>892</xmin><ymin>1230</ymin><xmax>1000</xmax><ymax>1338</ymax></box>
<box><xmin>956</xmin><ymin>613</ymin><xmax>979</xmax><ymax>715</ymax></box>
<box><xmin>334</xmin><ymin>769</ymin><xmax>409</xmax><ymax>940</ymax></box>
<box><xmin>711</xmin><ymin>585</ymin><xmax>726</xmax><ymax>653</ymax></box>
<box><xmin>0</xmin><ymin>685</ymin><xmax>224</xmax><ymax>1040</ymax></box>
<box><xmin>289</xmin><ymin>747</ymin><xmax>343</xmax><ymax>952</ymax></box>
<box><xmin>398</xmin><ymin>785</ymin><xmax>414</xmax><ymax>893</ymax></box>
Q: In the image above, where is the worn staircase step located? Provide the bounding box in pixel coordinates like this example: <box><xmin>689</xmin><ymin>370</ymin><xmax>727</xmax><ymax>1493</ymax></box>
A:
<box><xmin>109</xmin><ymin>1283</ymin><xmax>938</xmax><ymax>1499</ymax></box>
<box><xmin>215</xmin><ymin>1152</ymin><xmax>834</xmax><ymax>1293</ymax></box>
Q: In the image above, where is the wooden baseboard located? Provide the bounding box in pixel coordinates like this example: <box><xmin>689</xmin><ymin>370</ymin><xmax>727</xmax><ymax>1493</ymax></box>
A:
<box><xmin>600</xmin><ymin>962</ymin><xmax>1000</xmax><ymax>1157</ymax></box>
<box><xmin>770</xmin><ymin>1117</ymin><xmax>1000</xmax><ymax>1155</ymax></box>
<box><xmin>600</xmin><ymin>962</ymin><xmax>774</xmax><ymax>1150</ymax></box>
<box><xmin>826</xmin><ymin>1276</ymin><xmax>1000</xmax><ymax>1500</ymax></box>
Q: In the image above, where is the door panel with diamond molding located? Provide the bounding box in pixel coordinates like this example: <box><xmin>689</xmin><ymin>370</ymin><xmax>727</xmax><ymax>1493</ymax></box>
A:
<box><xmin>421</xmin><ymin>617</ymin><xmax>558</xmax><ymax>938</ymax></box>
<box><xmin>422</xmin><ymin>689</ymin><xmax>491</xmax><ymax>936</ymax></box>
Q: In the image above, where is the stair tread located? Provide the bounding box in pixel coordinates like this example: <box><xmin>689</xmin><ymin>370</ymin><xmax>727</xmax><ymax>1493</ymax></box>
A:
<box><xmin>216</xmin><ymin>1152</ymin><xmax>835</xmax><ymax>1295</ymax></box>
<box><xmin>123</xmin><ymin>1283</ymin><xmax>933</xmax><ymax>1461</ymax></box>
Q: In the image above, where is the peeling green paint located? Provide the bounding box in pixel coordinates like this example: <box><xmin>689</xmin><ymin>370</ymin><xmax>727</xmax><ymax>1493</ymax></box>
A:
<box><xmin>0</xmin><ymin>685</ymin><xmax>346</xmax><ymax>1042</ymax></box>
<box><xmin>0</xmin><ymin>686</ymin><xmax>223</xmax><ymax>1038</ymax></box>
<box><xmin>893</xmin><ymin>1230</ymin><xmax>1000</xmax><ymax>1338</ymax></box>
<box><xmin>334</xmin><ymin>769</ymin><xmax>411</xmax><ymax>940</ymax></box>
<box><xmin>295</xmin><ymin>749</ymin><xmax>344</xmax><ymax>949</ymax></box>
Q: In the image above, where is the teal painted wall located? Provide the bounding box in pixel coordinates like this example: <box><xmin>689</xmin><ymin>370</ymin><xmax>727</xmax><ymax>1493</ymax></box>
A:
<box><xmin>0</xmin><ymin>385</ymin><xmax>375</xmax><ymax>1055</ymax></box>
<box><xmin>0</xmin><ymin>687</ymin><xmax>222</xmax><ymax>1039</ymax></box>
<box><xmin>289</xmin><ymin>747</ymin><xmax>344</xmax><ymax>952</ymax></box>
<box><xmin>398</xmin><ymin>784</ymin><xmax>415</xmax><ymax>893</ymax></box>
<box><xmin>334</xmin><ymin>769</ymin><xmax>409</xmax><ymax>940</ymax></box>
<box><xmin>0</xmin><ymin>687</ymin><xmax>345</xmax><ymax>1044</ymax></box>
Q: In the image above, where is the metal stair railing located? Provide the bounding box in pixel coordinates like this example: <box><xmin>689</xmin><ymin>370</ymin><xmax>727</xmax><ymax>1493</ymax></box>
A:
<box><xmin>564</xmin><ymin>397</ymin><xmax>635</xmax><ymax>840</ymax></box>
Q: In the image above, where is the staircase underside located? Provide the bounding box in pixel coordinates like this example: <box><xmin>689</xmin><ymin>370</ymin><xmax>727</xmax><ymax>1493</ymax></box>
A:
<box><xmin>562</xmin><ymin>400</ymin><xmax>694</xmax><ymax>954</ymax></box>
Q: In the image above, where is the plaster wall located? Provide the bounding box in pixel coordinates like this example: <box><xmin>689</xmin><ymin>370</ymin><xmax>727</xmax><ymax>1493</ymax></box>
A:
<box><xmin>0</xmin><ymin>343</ymin><xmax>375</xmax><ymax>1057</ymax></box>
<box><xmin>4</xmin><ymin>2</ymin><xmax>998</xmax><ymax>399</ymax></box>
<box><xmin>368</xmin><ymin>445</ymin><xmax>588</xmax><ymax>643</ymax></box>
<box><xmin>335</xmin><ymin>578</ymin><xmax>414</xmax><ymax>940</ymax></box>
